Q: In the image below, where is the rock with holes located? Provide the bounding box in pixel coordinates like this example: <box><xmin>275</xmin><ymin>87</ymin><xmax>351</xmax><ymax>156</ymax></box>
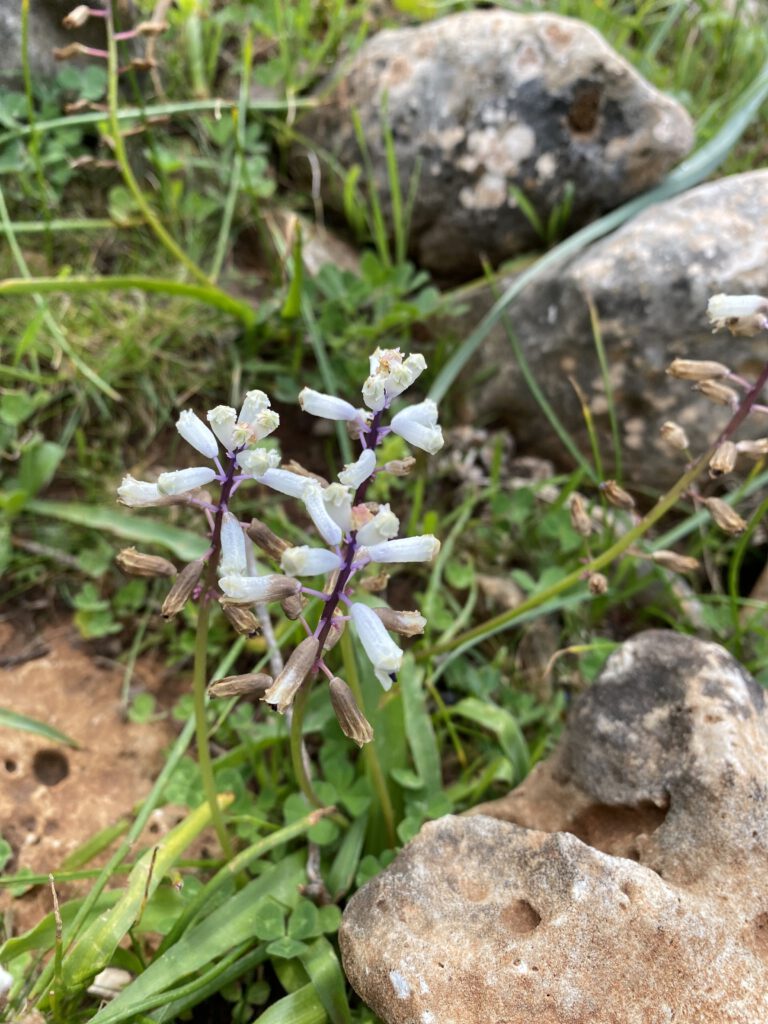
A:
<box><xmin>293</xmin><ymin>10</ymin><xmax>693</xmax><ymax>279</ymax></box>
<box><xmin>457</xmin><ymin>168</ymin><xmax>768</xmax><ymax>486</ymax></box>
<box><xmin>340</xmin><ymin>631</ymin><xmax>768</xmax><ymax>1023</ymax></box>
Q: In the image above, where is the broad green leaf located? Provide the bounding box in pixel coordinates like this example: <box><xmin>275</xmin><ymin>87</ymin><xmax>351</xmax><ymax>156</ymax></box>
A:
<box><xmin>451</xmin><ymin>698</ymin><xmax>529</xmax><ymax>782</ymax></box>
<box><xmin>299</xmin><ymin>938</ymin><xmax>351</xmax><ymax>1024</ymax></box>
<box><xmin>61</xmin><ymin>795</ymin><xmax>233</xmax><ymax>992</ymax></box>
<box><xmin>288</xmin><ymin>900</ymin><xmax>320</xmax><ymax>941</ymax></box>
<box><xmin>0</xmin><ymin>891</ymin><xmax>120</xmax><ymax>962</ymax></box>
<box><xmin>252</xmin><ymin>981</ymin><xmax>327</xmax><ymax>1024</ymax></box>
<box><xmin>326</xmin><ymin>812</ymin><xmax>367</xmax><ymax>899</ymax></box>
<box><xmin>90</xmin><ymin>853</ymin><xmax>306</xmax><ymax>1024</ymax></box>
<box><xmin>26</xmin><ymin>499</ymin><xmax>207</xmax><ymax>562</ymax></box>
<box><xmin>18</xmin><ymin>441</ymin><xmax>64</xmax><ymax>496</ymax></box>
<box><xmin>253</xmin><ymin>898</ymin><xmax>287</xmax><ymax>941</ymax></box>
<box><xmin>0</xmin><ymin>707</ymin><xmax>80</xmax><ymax>749</ymax></box>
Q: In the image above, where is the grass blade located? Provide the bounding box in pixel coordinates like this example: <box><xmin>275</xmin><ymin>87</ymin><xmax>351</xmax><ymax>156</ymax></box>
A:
<box><xmin>0</xmin><ymin>708</ymin><xmax>80</xmax><ymax>749</ymax></box>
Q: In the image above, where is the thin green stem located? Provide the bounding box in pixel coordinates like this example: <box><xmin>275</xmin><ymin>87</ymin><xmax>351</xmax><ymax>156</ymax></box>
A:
<box><xmin>289</xmin><ymin>680</ymin><xmax>325</xmax><ymax>809</ymax></box>
<box><xmin>192</xmin><ymin>599</ymin><xmax>232</xmax><ymax>858</ymax></box>
<box><xmin>340</xmin><ymin>629</ymin><xmax>396</xmax><ymax>847</ymax></box>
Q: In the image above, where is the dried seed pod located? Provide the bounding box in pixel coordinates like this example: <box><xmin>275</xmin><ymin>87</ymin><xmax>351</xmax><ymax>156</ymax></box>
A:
<box><xmin>383</xmin><ymin>457</ymin><xmax>417</xmax><ymax>477</ymax></box>
<box><xmin>54</xmin><ymin>42</ymin><xmax>87</xmax><ymax>59</ymax></box>
<box><xmin>329</xmin><ymin>677</ymin><xmax>373</xmax><ymax>747</ymax></box>
<box><xmin>246</xmin><ymin>518</ymin><xmax>290</xmax><ymax>560</ymax></box>
<box><xmin>262</xmin><ymin>636</ymin><xmax>319</xmax><ymax>713</ymax></box>
<box><xmin>692</xmin><ymin>379</ymin><xmax>739</xmax><ymax>407</ymax></box>
<box><xmin>360</xmin><ymin>571</ymin><xmax>390</xmax><ymax>593</ymax></box>
<box><xmin>135</xmin><ymin>19</ymin><xmax>169</xmax><ymax>35</ymax></box>
<box><xmin>708</xmin><ymin>441</ymin><xmax>738</xmax><ymax>478</ymax></box>
<box><xmin>569</xmin><ymin>494</ymin><xmax>593</xmax><ymax>537</ymax></box>
<box><xmin>651</xmin><ymin>550</ymin><xmax>700</xmax><ymax>574</ymax></box>
<box><xmin>600</xmin><ymin>480</ymin><xmax>635</xmax><ymax>511</ymax></box>
<box><xmin>703</xmin><ymin>497</ymin><xmax>747</xmax><ymax>535</ymax></box>
<box><xmin>208</xmin><ymin>673</ymin><xmax>273</xmax><ymax>698</ymax></box>
<box><xmin>63</xmin><ymin>5</ymin><xmax>91</xmax><ymax>28</ymax></box>
<box><xmin>659</xmin><ymin>421</ymin><xmax>689</xmax><ymax>452</ymax></box>
<box><xmin>116</xmin><ymin>547</ymin><xmax>177</xmax><ymax>579</ymax></box>
<box><xmin>281</xmin><ymin>593</ymin><xmax>306</xmax><ymax>620</ymax></box>
<box><xmin>322</xmin><ymin>610</ymin><xmax>346</xmax><ymax>652</ymax></box>
<box><xmin>735</xmin><ymin>438</ymin><xmax>768</xmax><ymax>459</ymax></box>
<box><xmin>666</xmin><ymin>358</ymin><xmax>730</xmax><ymax>381</ymax></box>
<box><xmin>161</xmin><ymin>558</ymin><xmax>205</xmax><ymax>618</ymax></box>
<box><xmin>588</xmin><ymin>572</ymin><xmax>608</xmax><ymax>595</ymax></box>
<box><xmin>373</xmin><ymin>607</ymin><xmax>427</xmax><ymax>637</ymax></box>
<box><xmin>221</xmin><ymin>603</ymin><xmax>261</xmax><ymax>637</ymax></box>
<box><xmin>129</xmin><ymin>57</ymin><xmax>158</xmax><ymax>71</ymax></box>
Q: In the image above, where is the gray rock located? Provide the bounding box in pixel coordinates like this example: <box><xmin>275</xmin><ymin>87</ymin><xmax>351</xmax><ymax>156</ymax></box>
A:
<box><xmin>461</xmin><ymin>169</ymin><xmax>768</xmax><ymax>485</ymax></box>
<box><xmin>0</xmin><ymin>0</ymin><xmax>106</xmax><ymax>80</ymax></box>
<box><xmin>340</xmin><ymin>631</ymin><xmax>768</xmax><ymax>1024</ymax></box>
<box><xmin>295</xmin><ymin>10</ymin><xmax>694</xmax><ymax>279</ymax></box>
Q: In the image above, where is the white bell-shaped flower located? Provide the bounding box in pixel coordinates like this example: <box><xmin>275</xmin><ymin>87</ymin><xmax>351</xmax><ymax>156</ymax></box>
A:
<box><xmin>176</xmin><ymin>410</ymin><xmax>219</xmax><ymax>459</ymax></box>
<box><xmin>303</xmin><ymin>482</ymin><xmax>343</xmax><ymax>547</ymax></box>
<box><xmin>281</xmin><ymin>546</ymin><xmax>343</xmax><ymax>577</ymax></box>
<box><xmin>299</xmin><ymin>388</ymin><xmax>360</xmax><ymax>422</ymax></box>
<box><xmin>157</xmin><ymin>467</ymin><xmax>217</xmax><ymax>496</ymax></box>
<box><xmin>237</xmin><ymin>448</ymin><xmax>281</xmax><ymax>477</ymax></box>
<box><xmin>349</xmin><ymin>602</ymin><xmax>403</xmax><ymax>690</ymax></box>
<box><xmin>219</xmin><ymin>512</ymin><xmax>248</xmax><ymax>577</ymax></box>
<box><xmin>390</xmin><ymin>399</ymin><xmax>443</xmax><ymax>454</ymax></box>
<box><xmin>322</xmin><ymin>483</ymin><xmax>353</xmax><ymax>533</ymax></box>
<box><xmin>219</xmin><ymin>573</ymin><xmax>300</xmax><ymax>603</ymax></box>
<box><xmin>338</xmin><ymin>448</ymin><xmax>376</xmax><ymax>489</ymax></box>
<box><xmin>356</xmin><ymin>504</ymin><xmax>399</xmax><ymax>546</ymax></box>
<box><xmin>207</xmin><ymin>406</ymin><xmax>238</xmax><ymax>451</ymax></box>
<box><xmin>117</xmin><ymin>475</ymin><xmax>166</xmax><ymax>507</ymax></box>
<box><xmin>257</xmin><ymin>467</ymin><xmax>312</xmax><ymax>498</ymax></box>
<box><xmin>364</xmin><ymin>535</ymin><xmax>440</xmax><ymax>563</ymax></box>
<box><xmin>362</xmin><ymin>348</ymin><xmax>427</xmax><ymax>411</ymax></box>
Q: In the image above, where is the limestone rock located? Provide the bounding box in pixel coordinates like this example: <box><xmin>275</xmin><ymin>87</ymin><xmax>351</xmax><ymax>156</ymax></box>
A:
<box><xmin>340</xmin><ymin>631</ymin><xmax>768</xmax><ymax>1023</ymax></box>
<box><xmin>462</xmin><ymin>169</ymin><xmax>768</xmax><ymax>485</ymax></box>
<box><xmin>295</xmin><ymin>10</ymin><xmax>693</xmax><ymax>278</ymax></box>
<box><xmin>0</xmin><ymin>0</ymin><xmax>106</xmax><ymax>80</ymax></box>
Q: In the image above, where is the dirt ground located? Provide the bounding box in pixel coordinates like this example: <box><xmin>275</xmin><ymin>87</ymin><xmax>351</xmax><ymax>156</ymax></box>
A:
<box><xmin>0</xmin><ymin>620</ymin><xmax>181</xmax><ymax>935</ymax></box>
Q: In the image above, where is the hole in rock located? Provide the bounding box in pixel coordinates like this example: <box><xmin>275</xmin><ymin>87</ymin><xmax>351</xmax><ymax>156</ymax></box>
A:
<box><xmin>567</xmin><ymin>83</ymin><xmax>602</xmax><ymax>134</ymax></box>
<box><xmin>4</xmin><ymin>758</ymin><xmax>17</xmax><ymax>773</ymax></box>
<box><xmin>501</xmin><ymin>899</ymin><xmax>541</xmax><ymax>935</ymax></box>
<box><xmin>747</xmin><ymin>912</ymin><xmax>768</xmax><ymax>962</ymax></box>
<box><xmin>569</xmin><ymin>800</ymin><xmax>668</xmax><ymax>859</ymax></box>
<box><xmin>32</xmin><ymin>749</ymin><xmax>70</xmax><ymax>787</ymax></box>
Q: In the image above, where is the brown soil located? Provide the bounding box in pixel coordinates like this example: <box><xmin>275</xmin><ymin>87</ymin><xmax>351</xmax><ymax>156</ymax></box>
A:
<box><xmin>0</xmin><ymin>621</ymin><xmax>180</xmax><ymax>935</ymax></box>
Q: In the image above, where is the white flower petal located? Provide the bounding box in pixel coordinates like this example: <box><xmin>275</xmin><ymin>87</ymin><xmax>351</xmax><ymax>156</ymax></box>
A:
<box><xmin>323</xmin><ymin>483</ymin><xmax>353</xmax><ymax>532</ymax></box>
<box><xmin>234</xmin><ymin>409</ymin><xmax>280</xmax><ymax>447</ymax></box>
<box><xmin>281</xmin><ymin>546</ymin><xmax>343</xmax><ymax>576</ymax></box>
<box><xmin>207</xmin><ymin>406</ymin><xmax>238</xmax><ymax>451</ymax></box>
<box><xmin>391</xmin><ymin>399</ymin><xmax>438</xmax><ymax>429</ymax></box>
<box><xmin>362</xmin><ymin>348</ymin><xmax>427</xmax><ymax>411</ymax></box>
<box><xmin>350</xmin><ymin>603</ymin><xmax>403</xmax><ymax>686</ymax></box>
<box><xmin>219</xmin><ymin>573</ymin><xmax>300</xmax><ymax>602</ymax></box>
<box><xmin>299</xmin><ymin>388</ymin><xmax>360</xmax><ymax>421</ymax></box>
<box><xmin>356</xmin><ymin>504</ymin><xmax>400</xmax><ymax>546</ymax></box>
<box><xmin>390</xmin><ymin>419</ymin><xmax>444</xmax><ymax>454</ymax></box>
<box><xmin>238</xmin><ymin>390</ymin><xmax>271</xmax><ymax>423</ymax></box>
<box><xmin>237</xmin><ymin>448</ymin><xmax>281</xmax><ymax>477</ymax></box>
<box><xmin>303</xmin><ymin>482</ymin><xmax>343</xmax><ymax>547</ymax></box>
<box><xmin>220</xmin><ymin>512</ymin><xmax>247</xmax><ymax>576</ymax></box>
<box><xmin>117</xmin><ymin>475</ymin><xmax>165</xmax><ymax>507</ymax></box>
<box><xmin>257</xmin><ymin>468</ymin><xmax>311</xmax><ymax>498</ymax></box>
<box><xmin>176</xmin><ymin>410</ymin><xmax>219</xmax><ymax>459</ymax></box>
<box><xmin>338</xmin><ymin>448</ymin><xmax>377</xmax><ymax>489</ymax></box>
<box><xmin>365</xmin><ymin>535</ymin><xmax>440</xmax><ymax>563</ymax></box>
<box><xmin>157</xmin><ymin>467</ymin><xmax>217</xmax><ymax>496</ymax></box>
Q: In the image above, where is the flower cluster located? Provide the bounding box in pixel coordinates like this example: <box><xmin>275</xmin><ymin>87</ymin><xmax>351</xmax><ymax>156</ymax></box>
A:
<box><xmin>117</xmin><ymin>348</ymin><xmax>442</xmax><ymax>744</ymax></box>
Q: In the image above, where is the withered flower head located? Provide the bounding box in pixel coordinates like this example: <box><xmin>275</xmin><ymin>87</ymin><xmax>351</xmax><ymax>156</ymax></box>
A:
<box><xmin>116</xmin><ymin>547</ymin><xmax>177</xmax><ymax>578</ymax></box>
<box><xmin>329</xmin><ymin>677</ymin><xmax>373</xmax><ymax>747</ymax></box>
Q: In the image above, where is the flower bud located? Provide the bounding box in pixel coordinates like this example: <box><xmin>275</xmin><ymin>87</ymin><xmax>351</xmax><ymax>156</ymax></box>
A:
<box><xmin>220</xmin><ymin>602</ymin><xmax>261</xmax><ymax>636</ymax></box>
<box><xmin>703</xmin><ymin>497</ymin><xmax>747</xmax><ymax>535</ymax></box>
<box><xmin>263</xmin><ymin>636</ymin><xmax>319</xmax><ymax>713</ymax></box>
<box><xmin>246</xmin><ymin>518</ymin><xmax>290</xmax><ymax>559</ymax></box>
<box><xmin>600</xmin><ymin>480</ymin><xmax>635</xmax><ymax>511</ymax></box>
<box><xmin>666</xmin><ymin>359</ymin><xmax>730</xmax><ymax>381</ymax></box>
<box><xmin>364</xmin><ymin>535</ymin><xmax>440</xmax><ymax>564</ymax></box>
<box><xmin>303</xmin><ymin>483</ymin><xmax>343</xmax><ymax>546</ymax></box>
<box><xmin>281</xmin><ymin>592</ymin><xmax>306</xmax><ymax>620</ymax></box>
<box><xmin>116</xmin><ymin>547</ymin><xmax>177</xmax><ymax>578</ymax></box>
<box><xmin>692</xmin><ymin>379</ymin><xmax>739</xmax><ymax>407</ymax></box>
<box><xmin>707</xmin><ymin>294</ymin><xmax>768</xmax><ymax>337</ymax></box>
<box><xmin>650</xmin><ymin>550</ymin><xmax>700</xmax><ymax>574</ymax></box>
<box><xmin>338</xmin><ymin>448</ymin><xmax>377</xmax><ymax>489</ymax></box>
<box><xmin>735</xmin><ymin>438</ymin><xmax>768</xmax><ymax>459</ymax></box>
<box><xmin>569</xmin><ymin>494</ymin><xmax>592</xmax><ymax>537</ymax></box>
<box><xmin>329</xmin><ymin>677</ymin><xmax>373</xmax><ymax>747</ymax></box>
<box><xmin>373</xmin><ymin>607</ymin><xmax>426</xmax><ymax>637</ymax></box>
<box><xmin>588</xmin><ymin>572</ymin><xmax>608</xmax><ymax>595</ymax></box>
<box><xmin>383</xmin><ymin>457</ymin><xmax>416</xmax><ymax>476</ymax></box>
<box><xmin>281</xmin><ymin>546</ymin><xmax>343</xmax><ymax>577</ymax></box>
<box><xmin>299</xmin><ymin>388</ymin><xmax>360</xmax><ymax>421</ymax></box>
<box><xmin>157</xmin><ymin>466</ymin><xmax>217</xmax><ymax>496</ymax></box>
<box><xmin>176</xmin><ymin>410</ymin><xmax>218</xmax><ymax>459</ymax></box>
<box><xmin>162</xmin><ymin>558</ymin><xmax>205</xmax><ymax>618</ymax></box>
<box><xmin>219</xmin><ymin>573</ymin><xmax>301</xmax><ymax>604</ymax></box>
<box><xmin>208</xmin><ymin>672</ymin><xmax>272</xmax><ymax>698</ymax></box>
<box><xmin>708</xmin><ymin>441</ymin><xmax>738</xmax><ymax>479</ymax></box>
<box><xmin>659</xmin><ymin>421</ymin><xmax>689</xmax><ymax>452</ymax></box>
<box><xmin>63</xmin><ymin>5</ymin><xmax>91</xmax><ymax>28</ymax></box>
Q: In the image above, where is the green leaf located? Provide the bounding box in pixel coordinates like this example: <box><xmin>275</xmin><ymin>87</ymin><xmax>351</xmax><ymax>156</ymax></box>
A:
<box><xmin>451</xmin><ymin>698</ymin><xmax>529</xmax><ymax>782</ymax></box>
<box><xmin>400</xmin><ymin>656</ymin><xmax>441</xmax><ymax>797</ymax></box>
<box><xmin>253</xmin><ymin>898</ymin><xmax>287</xmax><ymax>941</ymax></box>
<box><xmin>61</xmin><ymin>795</ymin><xmax>233</xmax><ymax>992</ymax></box>
<box><xmin>299</xmin><ymin>938</ymin><xmax>351</xmax><ymax>1024</ymax></box>
<box><xmin>288</xmin><ymin>900</ymin><xmax>320</xmax><ymax>941</ymax></box>
<box><xmin>26</xmin><ymin>500</ymin><xmax>207</xmax><ymax>561</ymax></box>
<box><xmin>252</xmin><ymin>982</ymin><xmax>327</xmax><ymax>1024</ymax></box>
<box><xmin>0</xmin><ymin>707</ymin><xmax>80</xmax><ymax>749</ymax></box>
<box><xmin>0</xmin><ymin>891</ymin><xmax>121</xmax><ymax>963</ymax></box>
<box><xmin>18</xmin><ymin>441</ymin><xmax>64</xmax><ymax>496</ymax></box>
<box><xmin>267</xmin><ymin>937</ymin><xmax>309</xmax><ymax>959</ymax></box>
<box><xmin>326</xmin><ymin>813</ymin><xmax>367</xmax><ymax>899</ymax></box>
